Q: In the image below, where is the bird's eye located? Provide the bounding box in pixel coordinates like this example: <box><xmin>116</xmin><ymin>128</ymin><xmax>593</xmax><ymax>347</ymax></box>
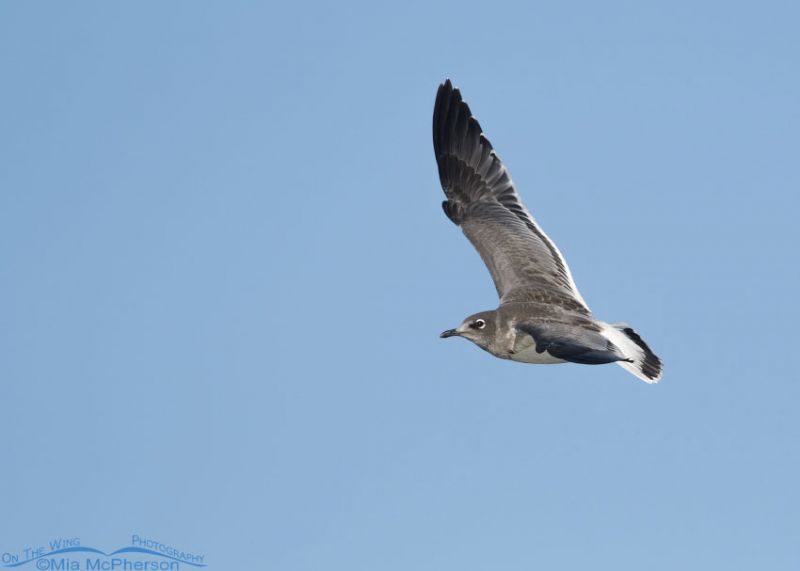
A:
<box><xmin>473</xmin><ymin>319</ymin><xmax>486</xmax><ymax>329</ymax></box>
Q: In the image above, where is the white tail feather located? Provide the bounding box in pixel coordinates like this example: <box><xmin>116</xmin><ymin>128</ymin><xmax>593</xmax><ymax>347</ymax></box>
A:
<box><xmin>601</xmin><ymin>323</ymin><xmax>663</xmax><ymax>383</ymax></box>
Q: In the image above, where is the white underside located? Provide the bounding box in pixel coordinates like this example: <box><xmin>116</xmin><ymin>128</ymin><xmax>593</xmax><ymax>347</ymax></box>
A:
<box><xmin>509</xmin><ymin>337</ymin><xmax>566</xmax><ymax>364</ymax></box>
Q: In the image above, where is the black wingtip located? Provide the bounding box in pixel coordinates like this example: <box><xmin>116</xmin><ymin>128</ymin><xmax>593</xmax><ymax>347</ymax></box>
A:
<box><xmin>437</xmin><ymin>79</ymin><xmax>461</xmax><ymax>103</ymax></box>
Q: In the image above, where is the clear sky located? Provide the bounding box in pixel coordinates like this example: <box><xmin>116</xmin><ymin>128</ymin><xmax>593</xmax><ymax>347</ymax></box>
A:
<box><xmin>2</xmin><ymin>1</ymin><xmax>799</xmax><ymax>570</ymax></box>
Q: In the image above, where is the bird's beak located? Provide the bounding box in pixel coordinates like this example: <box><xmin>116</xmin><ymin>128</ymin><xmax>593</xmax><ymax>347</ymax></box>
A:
<box><xmin>440</xmin><ymin>329</ymin><xmax>459</xmax><ymax>338</ymax></box>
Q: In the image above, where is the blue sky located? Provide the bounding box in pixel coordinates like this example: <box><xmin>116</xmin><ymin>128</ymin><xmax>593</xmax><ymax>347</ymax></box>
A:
<box><xmin>2</xmin><ymin>1</ymin><xmax>799</xmax><ymax>569</ymax></box>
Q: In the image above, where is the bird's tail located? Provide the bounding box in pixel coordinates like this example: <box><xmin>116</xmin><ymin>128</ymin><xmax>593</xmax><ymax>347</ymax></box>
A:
<box><xmin>601</xmin><ymin>323</ymin><xmax>663</xmax><ymax>383</ymax></box>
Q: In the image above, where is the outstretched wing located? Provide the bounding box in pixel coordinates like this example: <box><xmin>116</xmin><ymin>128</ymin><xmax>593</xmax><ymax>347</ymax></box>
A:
<box><xmin>433</xmin><ymin>80</ymin><xmax>589</xmax><ymax>311</ymax></box>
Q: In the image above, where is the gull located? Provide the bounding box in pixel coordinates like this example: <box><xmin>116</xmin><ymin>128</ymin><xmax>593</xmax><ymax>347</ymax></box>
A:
<box><xmin>434</xmin><ymin>80</ymin><xmax>662</xmax><ymax>383</ymax></box>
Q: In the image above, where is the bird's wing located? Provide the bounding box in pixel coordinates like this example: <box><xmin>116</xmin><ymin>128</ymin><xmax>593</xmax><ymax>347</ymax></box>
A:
<box><xmin>433</xmin><ymin>79</ymin><xmax>589</xmax><ymax>312</ymax></box>
<box><xmin>515</xmin><ymin>322</ymin><xmax>626</xmax><ymax>365</ymax></box>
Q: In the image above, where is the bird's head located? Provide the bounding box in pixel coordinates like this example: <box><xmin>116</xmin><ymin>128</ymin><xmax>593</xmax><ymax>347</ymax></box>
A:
<box><xmin>440</xmin><ymin>310</ymin><xmax>498</xmax><ymax>351</ymax></box>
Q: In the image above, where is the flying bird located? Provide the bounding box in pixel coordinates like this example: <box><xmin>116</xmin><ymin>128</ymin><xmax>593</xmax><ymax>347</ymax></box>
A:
<box><xmin>434</xmin><ymin>80</ymin><xmax>662</xmax><ymax>382</ymax></box>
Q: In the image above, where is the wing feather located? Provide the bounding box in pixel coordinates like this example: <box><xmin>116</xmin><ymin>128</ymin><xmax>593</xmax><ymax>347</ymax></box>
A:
<box><xmin>433</xmin><ymin>80</ymin><xmax>589</xmax><ymax>311</ymax></box>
